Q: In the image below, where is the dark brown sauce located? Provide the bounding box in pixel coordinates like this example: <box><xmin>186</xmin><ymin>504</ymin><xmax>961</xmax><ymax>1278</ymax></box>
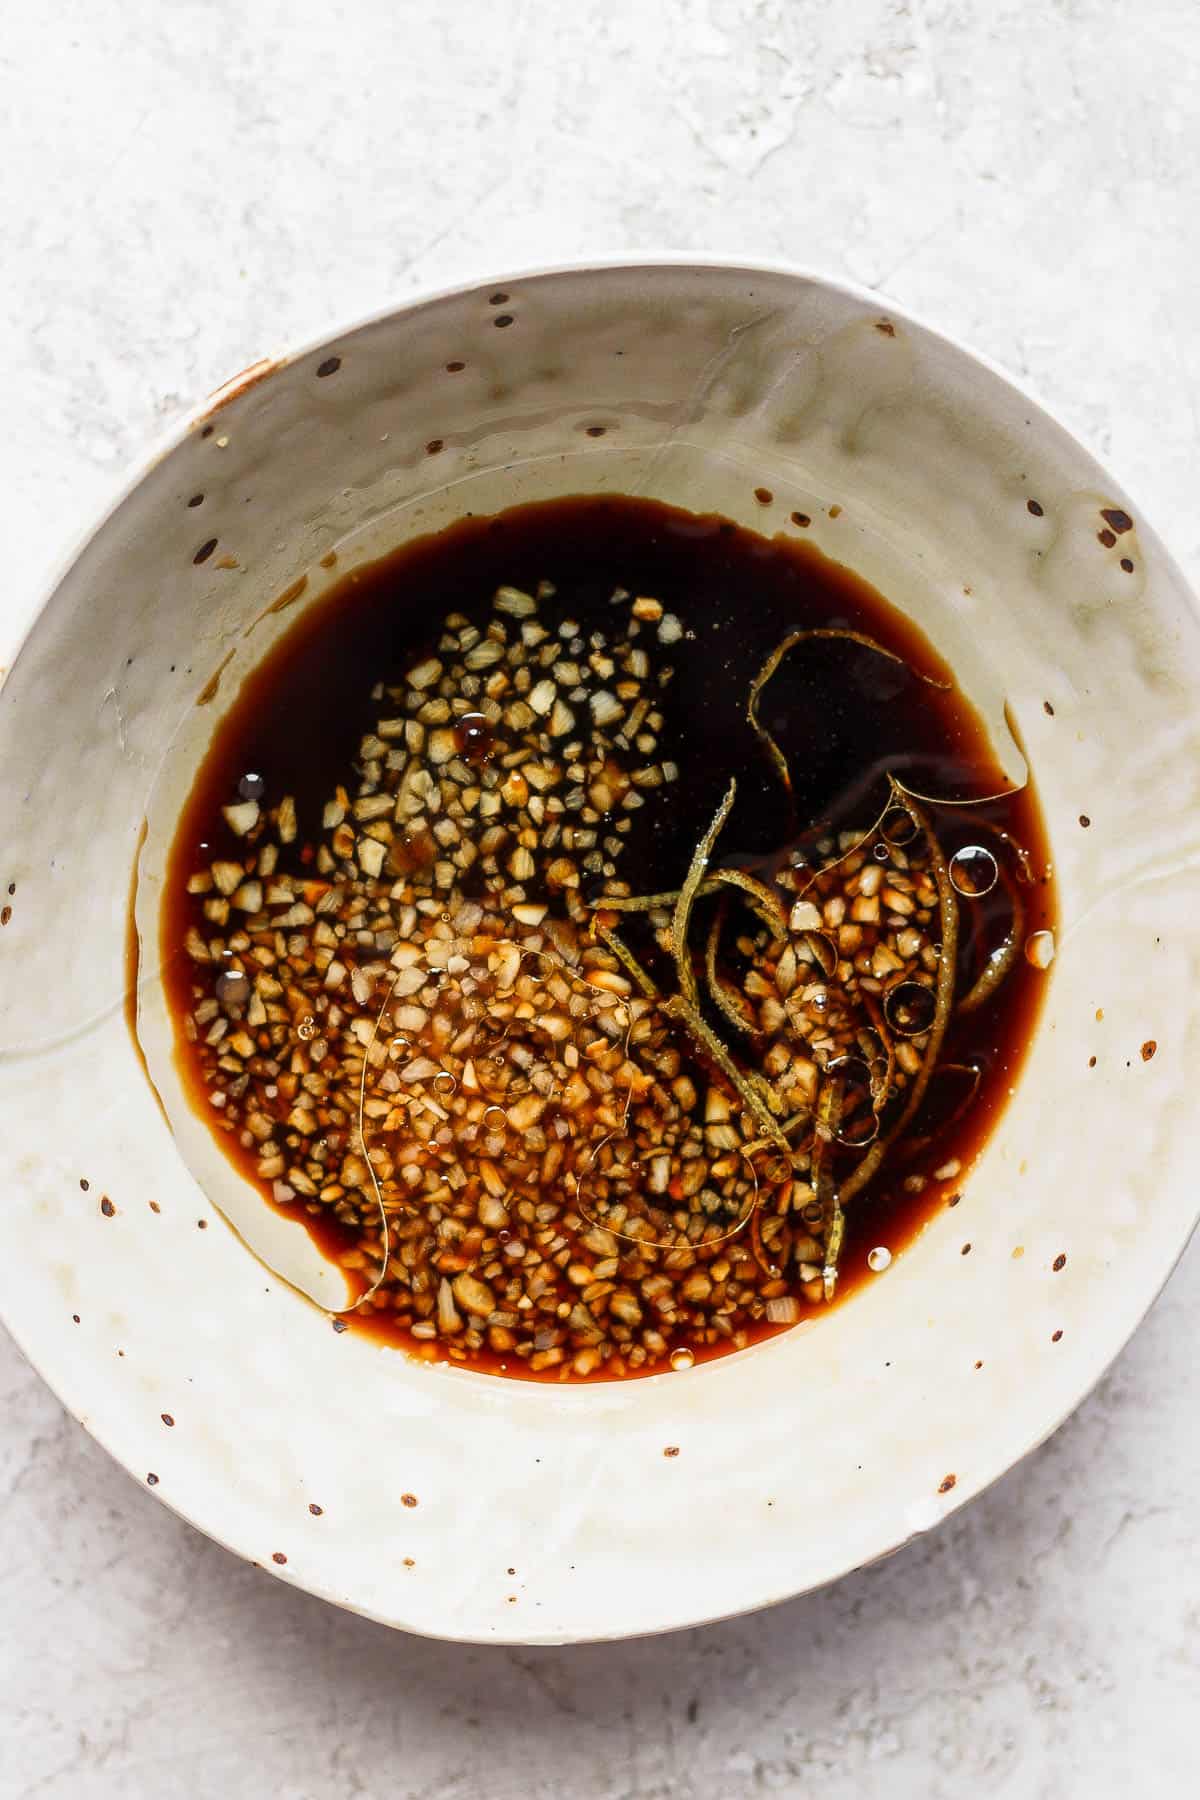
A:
<box><xmin>159</xmin><ymin>494</ymin><xmax>1055</xmax><ymax>1379</ymax></box>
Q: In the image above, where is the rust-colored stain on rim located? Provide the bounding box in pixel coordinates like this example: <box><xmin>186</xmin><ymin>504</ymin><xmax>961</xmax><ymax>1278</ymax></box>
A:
<box><xmin>200</xmin><ymin>357</ymin><xmax>282</xmax><ymax>422</ymax></box>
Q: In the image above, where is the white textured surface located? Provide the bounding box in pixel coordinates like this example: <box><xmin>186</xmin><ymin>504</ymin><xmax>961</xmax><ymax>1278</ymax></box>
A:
<box><xmin>1</xmin><ymin>2</ymin><xmax>1198</xmax><ymax>1795</ymax></box>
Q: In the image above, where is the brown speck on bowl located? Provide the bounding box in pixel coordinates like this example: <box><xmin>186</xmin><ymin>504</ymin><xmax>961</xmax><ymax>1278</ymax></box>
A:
<box><xmin>309</xmin><ymin>1503</ymin><xmax>323</xmax><ymax>1517</ymax></box>
<box><xmin>1027</xmin><ymin>498</ymin><xmax>1044</xmax><ymax>516</ymax></box>
<box><xmin>100</xmin><ymin>1196</ymin><xmax>115</xmax><ymax>1217</ymax></box>
<box><xmin>790</xmin><ymin>511</ymin><xmax>811</xmax><ymax>527</ymax></box>
<box><xmin>1052</xmin><ymin>1329</ymin><xmax>1063</xmax><ymax>1343</ymax></box>
<box><xmin>79</xmin><ymin>1178</ymin><xmax>89</xmax><ymax>1192</ymax></box>
<box><xmin>664</xmin><ymin>1446</ymin><xmax>680</xmax><ymax>1458</ymax></box>
<box><xmin>938</xmin><ymin>1474</ymin><xmax>957</xmax><ymax>1494</ymax></box>
<box><xmin>1053</xmin><ymin>1253</ymin><xmax>1067</xmax><ymax>1271</ymax></box>
<box><xmin>1141</xmin><ymin>1040</ymin><xmax>1157</xmax><ymax>1061</ymax></box>
<box><xmin>401</xmin><ymin>1493</ymin><xmax>418</xmax><ymax>1508</ymax></box>
<box><xmin>272</xmin><ymin>1551</ymin><xmax>288</xmax><ymax>1565</ymax></box>
<box><xmin>754</xmin><ymin>487</ymin><xmax>773</xmax><ymax>505</ymax></box>
<box><xmin>161</xmin><ymin>1412</ymin><xmax>175</xmax><ymax>1427</ymax></box>
<box><xmin>1079</xmin><ymin>814</ymin><xmax>1091</xmax><ymax>828</ymax></box>
<box><xmin>146</xmin><ymin>1473</ymin><xmax>159</xmax><ymax>1486</ymax></box>
<box><xmin>332</xmin><ymin>1318</ymin><xmax>348</xmax><ymax>1333</ymax></box>
<box><xmin>193</xmin><ymin>538</ymin><xmax>218</xmax><ymax>565</ymax></box>
<box><xmin>875</xmin><ymin>319</ymin><xmax>896</xmax><ymax>336</ymax></box>
<box><xmin>316</xmin><ymin>356</ymin><xmax>341</xmax><ymax>378</ymax></box>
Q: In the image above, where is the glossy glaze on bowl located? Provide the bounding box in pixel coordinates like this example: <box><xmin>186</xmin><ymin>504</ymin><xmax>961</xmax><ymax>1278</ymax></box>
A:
<box><xmin>1</xmin><ymin>261</ymin><xmax>1197</xmax><ymax>1643</ymax></box>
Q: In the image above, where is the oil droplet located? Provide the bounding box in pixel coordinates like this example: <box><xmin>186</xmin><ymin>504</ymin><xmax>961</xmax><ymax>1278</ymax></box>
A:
<box><xmin>433</xmin><ymin>1071</ymin><xmax>457</xmax><ymax>1094</ymax></box>
<box><xmin>238</xmin><ymin>771</ymin><xmax>266</xmax><ymax>801</ymax></box>
<box><xmin>884</xmin><ymin>981</ymin><xmax>936</xmax><ymax>1037</ymax></box>
<box><xmin>1025</xmin><ymin>929</ymin><xmax>1056</xmax><ymax>970</ymax></box>
<box><xmin>949</xmin><ymin>845</ymin><xmax>998</xmax><ymax>898</ymax></box>
<box><xmin>483</xmin><ymin>1105</ymin><xmax>506</xmax><ymax>1127</ymax></box>
<box><xmin>880</xmin><ymin>807</ymin><xmax>918</xmax><ymax>847</ymax></box>
<box><xmin>389</xmin><ymin>1036</ymin><xmax>410</xmax><ymax>1058</ymax></box>
<box><xmin>215</xmin><ymin>968</ymin><xmax>249</xmax><ymax>1006</ymax></box>
<box><xmin>456</xmin><ymin>711</ymin><xmax>494</xmax><ymax>764</ymax></box>
<box><xmin>867</xmin><ymin>1245</ymin><xmax>892</xmax><ymax>1273</ymax></box>
<box><xmin>296</xmin><ymin>1015</ymin><xmax>317</xmax><ymax>1042</ymax></box>
<box><xmin>670</xmin><ymin>1348</ymin><xmax>695</xmax><ymax>1372</ymax></box>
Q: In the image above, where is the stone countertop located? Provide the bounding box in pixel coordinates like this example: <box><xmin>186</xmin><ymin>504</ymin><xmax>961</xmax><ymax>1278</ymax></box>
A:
<box><xmin>2</xmin><ymin>2</ymin><xmax>1197</xmax><ymax>1795</ymax></box>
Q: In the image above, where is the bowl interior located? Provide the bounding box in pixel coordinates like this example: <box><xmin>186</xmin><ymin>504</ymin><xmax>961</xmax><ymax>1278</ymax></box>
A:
<box><xmin>2</xmin><ymin>262</ymin><xmax>1198</xmax><ymax>1643</ymax></box>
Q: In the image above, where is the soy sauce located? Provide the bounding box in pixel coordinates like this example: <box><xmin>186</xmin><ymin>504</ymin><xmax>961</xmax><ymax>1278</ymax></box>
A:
<box><xmin>158</xmin><ymin>495</ymin><xmax>1055</xmax><ymax>1375</ymax></box>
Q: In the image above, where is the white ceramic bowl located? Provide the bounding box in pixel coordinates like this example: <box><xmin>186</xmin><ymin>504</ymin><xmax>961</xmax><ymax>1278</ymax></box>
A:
<box><xmin>2</xmin><ymin>260</ymin><xmax>1198</xmax><ymax>1645</ymax></box>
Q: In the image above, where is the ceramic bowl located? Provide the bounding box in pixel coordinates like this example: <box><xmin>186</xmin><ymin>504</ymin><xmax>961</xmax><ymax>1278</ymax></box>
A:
<box><xmin>2</xmin><ymin>260</ymin><xmax>1197</xmax><ymax>1645</ymax></box>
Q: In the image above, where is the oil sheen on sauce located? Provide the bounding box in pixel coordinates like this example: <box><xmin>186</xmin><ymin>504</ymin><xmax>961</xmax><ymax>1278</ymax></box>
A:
<box><xmin>157</xmin><ymin>495</ymin><xmax>1055</xmax><ymax>1381</ymax></box>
